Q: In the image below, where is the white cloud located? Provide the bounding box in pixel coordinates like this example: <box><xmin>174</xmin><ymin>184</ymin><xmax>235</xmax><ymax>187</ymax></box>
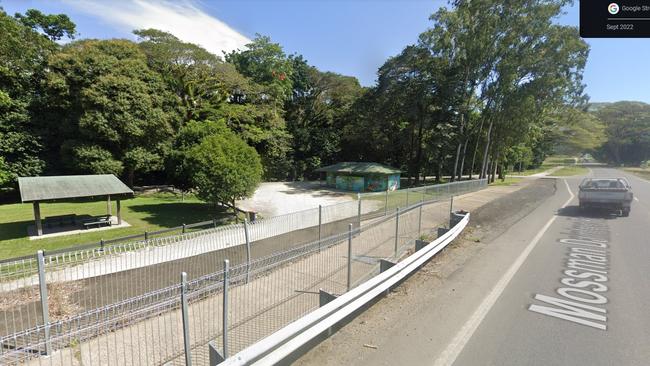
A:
<box><xmin>63</xmin><ymin>0</ymin><xmax>250</xmax><ymax>56</ymax></box>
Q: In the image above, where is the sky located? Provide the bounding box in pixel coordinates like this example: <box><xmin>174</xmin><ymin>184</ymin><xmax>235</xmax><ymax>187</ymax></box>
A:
<box><xmin>1</xmin><ymin>0</ymin><xmax>649</xmax><ymax>103</ymax></box>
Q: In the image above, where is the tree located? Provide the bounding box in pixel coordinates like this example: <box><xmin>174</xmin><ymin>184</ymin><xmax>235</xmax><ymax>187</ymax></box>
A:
<box><xmin>134</xmin><ymin>29</ymin><xmax>228</xmax><ymax>126</ymax></box>
<box><xmin>187</xmin><ymin>128</ymin><xmax>263</xmax><ymax>215</ymax></box>
<box><xmin>224</xmin><ymin>36</ymin><xmax>295</xmax><ymax>179</ymax></box>
<box><xmin>0</xmin><ymin>9</ymin><xmax>74</xmax><ymax>185</ymax></box>
<box><xmin>14</xmin><ymin>9</ymin><xmax>75</xmax><ymax>41</ymax></box>
<box><xmin>39</xmin><ymin>39</ymin><xmax>174</xmax><ymax>186</ymax></box>
<box><xmin>596</xmin><ymin>101</ymin><xmax>650</xmax><ymax>165</ymax></box>
<box><xmin>166</xmin><ymin>119</ymin><xmax>231</xmax><ymax>192</ymax></box>
<box><xmin>0</xmin><ymin>156</ymin><xmax>11</xmax><ymax>187</ymax></box>
<box><xmin>285</xmin><ymin>55</ymin><xmax>363</xmax><ymax>179</ymax></box>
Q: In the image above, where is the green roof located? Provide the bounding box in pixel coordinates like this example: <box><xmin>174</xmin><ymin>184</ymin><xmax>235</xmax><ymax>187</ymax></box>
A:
<box><xmin>18</xmin><ymin>174</ymin><xmax>133</xmax><ymax>203</ymax></box>
<box><xmin>315</xmin><ymin>162</ymin><xmax>401</xmax><ymax>175</ymax></box>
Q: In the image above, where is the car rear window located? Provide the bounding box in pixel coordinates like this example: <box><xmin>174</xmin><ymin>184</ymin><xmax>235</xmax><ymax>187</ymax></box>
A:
<box><xmin>583</xmin><ymin>180</ymin><xmax>623</xmax><ymax>188</ymax></box>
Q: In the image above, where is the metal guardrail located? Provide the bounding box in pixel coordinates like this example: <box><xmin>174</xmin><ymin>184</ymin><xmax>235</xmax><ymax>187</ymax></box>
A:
<box><xmin>221</xmin><ymin>212</ymin><xmax>470</xmax><ymax>365</ymax></box>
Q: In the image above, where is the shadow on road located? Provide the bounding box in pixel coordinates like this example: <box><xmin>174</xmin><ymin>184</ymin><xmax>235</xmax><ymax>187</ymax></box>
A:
<box><xmin>557</xmin><ymin>205</ymin><xmax>621</xmax><ymax>220</ymax></box>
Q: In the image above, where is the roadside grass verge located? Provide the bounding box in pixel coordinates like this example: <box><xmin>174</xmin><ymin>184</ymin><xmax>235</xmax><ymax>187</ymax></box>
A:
<box><xmin>623</xmin><ymin>167</ymin><xmax>650</xmax><ymax>181</ymax></box>
<box><xmin>489</xmin><ymin>177</ymin><xmax>522</xmax><ymax>186</ymax></box>
<box><xmin>549</xmin><ymin>166</ymin><xmax>590</xmax><ymax>177</ymax></box>
<box><xmin>0</xmin><ymin>192</ymin><xmax>236</xmax><ymax>260</ymax></box>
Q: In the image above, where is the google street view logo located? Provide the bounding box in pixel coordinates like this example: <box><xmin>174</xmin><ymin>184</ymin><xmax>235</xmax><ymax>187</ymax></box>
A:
<box><xmin>608</xmin><ymin>3</ymin><xmax>620</xmax><ymax>15</ymax></box>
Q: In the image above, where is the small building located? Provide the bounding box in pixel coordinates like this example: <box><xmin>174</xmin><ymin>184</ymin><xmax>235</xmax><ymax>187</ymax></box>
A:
<box><xmin>315</xmin><ymin>162</ymin><xmax>401</xmax><ymax>192</ymax></box>
<box><xmin>18</xmin><ymin>174</ymin><xmax>134</xmax><ymax>237</ymax></box>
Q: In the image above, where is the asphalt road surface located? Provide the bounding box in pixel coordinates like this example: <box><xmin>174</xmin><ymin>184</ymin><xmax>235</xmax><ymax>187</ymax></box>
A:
<box><xmin>442</xmin><ymin>167</ymin><xmax>650</xmax><ymax>366</ymax></box>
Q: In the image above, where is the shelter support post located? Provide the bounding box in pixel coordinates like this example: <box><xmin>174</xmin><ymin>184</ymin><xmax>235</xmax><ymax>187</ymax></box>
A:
<box><xmin>33</xmin><ymin>201</ymin><xmax>42</xmax><ymax>236</ymax></box>
<box><xmin>116</xmin><ymin>199</ymin><xmax>122</xmax><ymax>225</ymax></box>
<box><xmin>107</xmin><ymin>194</ymin><xmax>112</xmax><ymax>216</ymax></box>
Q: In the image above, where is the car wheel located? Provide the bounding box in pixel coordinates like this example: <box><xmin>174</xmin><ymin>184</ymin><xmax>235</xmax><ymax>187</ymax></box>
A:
<box><xmin>622</xmin><ymin>209</ymin><xmax>630</xmax><ymax>217</ymax></box>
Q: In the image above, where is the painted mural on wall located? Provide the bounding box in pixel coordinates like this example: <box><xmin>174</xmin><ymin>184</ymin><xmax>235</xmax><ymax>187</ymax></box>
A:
<box><xmin>387</xmin><ymin>174</ymin><xmax>400</xmax><ymax>191</ymax></box>
<box><xmin>326</xmin><ymin>172</ymin><xmax>336</xmax><ymax>187</ymax></box>
<box><xmin>365</xmin><ymin>175</ymin><xmax>387</xmax><ymax>192</ymax></box>
<box><xmin>336</xmin><ymin>175</ymin><xmax>365</xmax><ymax>192</ymax></box>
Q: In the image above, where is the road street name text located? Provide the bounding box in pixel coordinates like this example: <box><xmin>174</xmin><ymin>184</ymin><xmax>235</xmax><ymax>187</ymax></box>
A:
<box><xmin>528</xmin><ymin>218</ymin><xmax>610</xmax><ymax>330</ymax></box>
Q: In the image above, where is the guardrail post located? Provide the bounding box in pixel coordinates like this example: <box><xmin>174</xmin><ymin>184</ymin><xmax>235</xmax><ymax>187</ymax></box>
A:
<box><xmin>449</xmin><ymin>196</ymin><xmax>454</xmax><ymax>227</ymax></box>
<box><xmin>182</xmin><ymin>223</ymin><xmax>186</xmax><ymax>234</ymax></box>
<box><xmin>347</xmin><ymin>223</ymin><xmax>353</xmax><ymax>292</ymax></box>
<box><xmin>394</xmin><ymin>208</ymin><xmax>400</xmax><ymax>257</ymax></box>
<box><xmin>209</xmin><ymin>341</ymin><xmax>225</xmax><ymax>365</ymax></box>
<box><xmin>318</xmin><ymin>205</ymin><xmax>322</xmax><ymax>252</ymax></box>
<box><xmin>100</xmin><ymin>238</ymin><xmax>105</xmax><ymax>252</ymax></box>
<box><xmin>144</xmin><ymin>231</ymin><xmax>149</xmax><ymax>242</ymax></box>
<box><xmin>223</xmin><ymin>259</ymin><xmax>230</xmax><ymax>359</ymax></box>
<box><xmin>244</xmin><ymin>220</ymin><xmax>251</xmax><ymax>283</ymax></box>
<box><xmin>319</xmin><ymin>289</ymin><xmax>338</xmax><ymax>307</ymax></box>
<box><xmin>213</xmin><ymin>218</ymin><xmax>218</xmax><ymax>228</ymax></box>
<box><xmin>418</xmin><ymin>204</ymin><xmax>422</xmax><ymax>236</ymax></box>
<box><xmin>180</xmin><ymin>272</ymin><xmax>192</xmax><ymax>366</ymax></box>
<box><xmin>357</xmin><ymin>193</ymin><xmax>362</xmax><ymax>228</ymax></box>
<box><xmin>415</xmin><ymin>239</ymin><xmax>427</xmax><ymax>251</ymax></box>
<box><xmin>37</xmin><ymin>250</ymin><xmax>51</xmax><ymax>355</ymax></box>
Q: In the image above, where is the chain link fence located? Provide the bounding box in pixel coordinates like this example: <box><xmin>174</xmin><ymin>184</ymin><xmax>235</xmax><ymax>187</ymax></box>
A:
<box><xmin>0</xmin><ymin>179</ymin><xmax>486</xmax><ymax>365</ymax></box>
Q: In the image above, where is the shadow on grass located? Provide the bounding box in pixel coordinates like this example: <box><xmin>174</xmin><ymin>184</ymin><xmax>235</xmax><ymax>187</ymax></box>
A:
<box><xmin>0</xmin><ymin>220</ymin><xmax>31</xmax><ymax>241</ymax></box>
<box><xmin>557</xmin><ymin>205</ymin><xmax>621</xmax><ymax>220</ymax></box>
<box><xmin>127</xmin><ymin>202</ymin><xmax>234</xmax><ymax>228</ymax></box>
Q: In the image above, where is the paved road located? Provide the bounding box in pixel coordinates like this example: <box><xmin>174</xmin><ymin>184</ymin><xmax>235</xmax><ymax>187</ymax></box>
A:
<box><xmin>445</xmin><ymin>167</ymin><xmax>650</xmax><ymax>365</ymax></box>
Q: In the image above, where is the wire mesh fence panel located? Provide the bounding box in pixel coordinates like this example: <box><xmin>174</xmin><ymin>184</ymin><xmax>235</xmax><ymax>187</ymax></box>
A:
<box><xmin>0</xmin><ymin>179</ymin><xmax>485</xmax><ymax>365</ymax></box>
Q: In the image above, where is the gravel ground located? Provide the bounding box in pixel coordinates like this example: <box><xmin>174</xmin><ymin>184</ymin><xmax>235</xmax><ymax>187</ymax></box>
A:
<box><xmin>236</xmin><ymin>182</ymin><xmax>353</xmax><ymax>217</ymax></box>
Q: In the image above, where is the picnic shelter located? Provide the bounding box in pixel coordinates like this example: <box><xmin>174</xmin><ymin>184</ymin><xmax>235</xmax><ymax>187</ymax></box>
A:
<box><xmin>18</xmin><ymin>174</ymin><xmax>134</xmax><ymax>236</ymax></box>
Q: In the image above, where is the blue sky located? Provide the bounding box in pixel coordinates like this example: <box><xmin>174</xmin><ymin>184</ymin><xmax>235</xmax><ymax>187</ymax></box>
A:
<box><xmin>2</xmin><ymin>0</ymin><xmax>649</xmax><ymax>103</ymax></box>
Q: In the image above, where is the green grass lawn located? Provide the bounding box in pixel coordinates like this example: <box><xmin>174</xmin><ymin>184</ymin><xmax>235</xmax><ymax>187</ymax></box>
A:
<box><xmin>623</xmin><ymin>167</ymin><xmax>650</xmax><ymax>181</ymax></box>
<box><xmin>513</xmin><ymin>155</ymin><xmax>578</xmax><ymax>176</ymax></box>
<box><xmin>548</xmin><ymin>166</ymin><xmax>590</xmax><ymax>177</ymax></box>
<box><xmin>489</xmin><ymin>177</ymin><xmax>523</xmax><ymax>186</ymax></box>
<box><xmin>0</xmin><ymin>192</ymin><xmax>236</xmax><ymax>260</ymax></box>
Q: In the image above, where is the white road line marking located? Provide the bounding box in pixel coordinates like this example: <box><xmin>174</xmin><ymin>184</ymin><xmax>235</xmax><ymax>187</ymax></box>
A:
<box><xmin>634</xmin><ymin>197</ymin><xmax>639</xmax><ymax>202</ymax></box>
<box><xmin>432</xmin><ymin>179</ymin><xmax>575</xmax><ymax>366</ymax></box>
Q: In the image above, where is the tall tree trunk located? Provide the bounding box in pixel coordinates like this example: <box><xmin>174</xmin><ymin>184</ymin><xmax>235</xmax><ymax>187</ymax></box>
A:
<box><xmin>480</xmin><ymin>121</ymin><xmax>494</xmax><ymax>179</ymax></box>
<box><xmin>414</xmin><ymin>112</ymin><xmax>425</xmax><ymax>186</ymax></box>
<box><xmin>469</xmin><ymin>119</ymin><xmax>485</xmax><ymax>180</ymax></box>
<box><xmin>451</xmin><ymin>113</ymin><xmax>465</xmax><ymax>182</ymax></box>
<box><xmin>491</xmin><ymin>150</ymin><xmax>500</xmax><ymax>183</ymax></box>
<box><xmin>458</xmin><ymin>138</ymin><xmax>468</xmax><ymax>181</ymax></box>
<box><xmin>127</xmin><ymin>168</ymin><xmax>135</xmax><ymax>188</ymax></box>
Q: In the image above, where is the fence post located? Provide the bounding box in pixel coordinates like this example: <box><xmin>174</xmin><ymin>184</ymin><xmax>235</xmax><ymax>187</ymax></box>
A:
<box><xmin>394</xmin><ymin>207</ymin><xmax>400</xmax><ymax>257</ymax></box>
<box><xmin>180</xmin><ymin>272</ymin><xmax>192</xmax><ymax>366</ymax></box>
<box><xmin>318</xmin><ymin>205</ymin><xmax>322</xmax><ymax>252</ymax></box>
<box><xmin>213</xmin><ymin>218</ymin><xmax>218</xmax><ymax>228</ymax></box>
<box><xmin>384</xmin><ymin>188</ymin><xmax>389</xmax><ymax>216</ymax></box>
<box><xmin>450</xmin><ymin>195</ymin><xmax>454</xmax><ymax>213</ymax></box>
<box><xmin>418</xmin><ymin>204</ymin><xmax>423</xmax><ymax>236</ymax></box>
<box><xmin>222</xmin><ymin>259</ymin><xmax>230</xmax><ymax>359</ymax></box>
<box><xmin>100</xmin><ymin>238</ymin><xmax>105</xmax><ymax>252</ymax></box>
<box><xmin>406</xmin><ymin>188</ymin><xmax>409</xmax><ymax>207</ymax></box>
<box><xmin>357</xmin><ymin>193</ymin><xmax>362</xmax><ymax>228</ymax></box>
<box><xmin>144</xmin><ymin>231</ymin><xmax>149</xmax><ymax>242</ymax></box>
<box><xmin>347</xmin><ymin>223</ymin><xmax>353</xmax><ymax>292</ymax></box>
<box><xmin>244</xmin><ymin>219</ymin><xmax>251</xmax><ymax>283</ymax></box>
<box><xmin>182</xmin><ymin>223</ymin><xmax>186</xmax><ymax>234</ymax></box>
<box><xmin>37</xmin><ymin>250</ymin><xmax>52</xmax><ymax>355</ymax></box>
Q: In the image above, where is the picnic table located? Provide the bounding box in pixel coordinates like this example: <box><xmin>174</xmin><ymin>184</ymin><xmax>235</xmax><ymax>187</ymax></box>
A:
<box><xmin>44</xmin><ymin>214</ymin><xmax>76</xmax><ymax>228</ymax></box>
<box><xmin>82</xmin><ymin>215</ymin><xmax>112</xmax><ymax>229</ymax></box>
